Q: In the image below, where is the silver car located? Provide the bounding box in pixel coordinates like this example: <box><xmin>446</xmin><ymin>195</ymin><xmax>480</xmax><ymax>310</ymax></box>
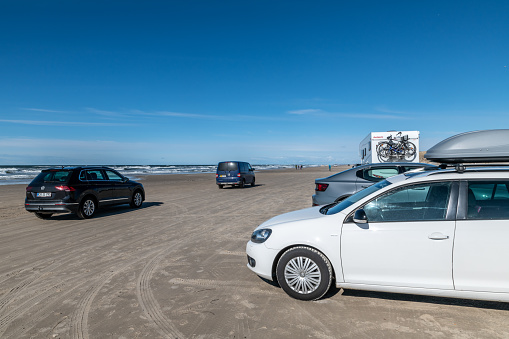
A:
<box><xmin>312</xmin><ymin>162</ymin><xmax>436</xmax><ymax>206</ymax></box>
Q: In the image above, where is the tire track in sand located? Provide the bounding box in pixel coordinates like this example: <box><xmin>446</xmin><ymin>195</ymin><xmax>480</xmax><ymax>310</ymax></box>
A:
<box><xmin>137</xmin><ymin>248</ymin><xmax>185</xmax><ymax>339</ymax></box>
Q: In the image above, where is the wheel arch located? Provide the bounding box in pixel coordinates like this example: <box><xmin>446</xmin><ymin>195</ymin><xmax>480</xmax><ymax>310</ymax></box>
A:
<box><xmin>79</xmin><ymin>191</ymin><xmax>99</xmax><ymax>206</ymax></box>
<box><xmin>271</xmin><ymin>244</ymin><xmax>337</xmax><ymax>285</ymax></box>
<box><xmin>132</xmin><ymin>187</ymin><xmax>145</xmax><ymax>200</ymax></box>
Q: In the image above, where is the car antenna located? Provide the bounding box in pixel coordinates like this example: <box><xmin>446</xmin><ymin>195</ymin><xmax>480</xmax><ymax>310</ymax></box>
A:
<box><xmin>455</xmin><ymin>163</ymin><xmax>465</xmax><ymax>173</ymax></box>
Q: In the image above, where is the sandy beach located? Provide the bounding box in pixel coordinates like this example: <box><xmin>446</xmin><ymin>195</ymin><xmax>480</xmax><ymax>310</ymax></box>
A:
<box><xmin>1</xmin><ymin>166</ymin><xmax>508</xmax><ymax>339</ymax></box>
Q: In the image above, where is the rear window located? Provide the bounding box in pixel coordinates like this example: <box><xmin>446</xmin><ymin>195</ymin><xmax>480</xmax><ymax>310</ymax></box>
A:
<box><xmin>32</xmin><ymin>170</ymin><xmax>72</xmax><ymax>184</ymax></box>
<box><xmin>217</xmin><ymin>162</ymin><xmax>239</xmax><ymax>171</ymax></box>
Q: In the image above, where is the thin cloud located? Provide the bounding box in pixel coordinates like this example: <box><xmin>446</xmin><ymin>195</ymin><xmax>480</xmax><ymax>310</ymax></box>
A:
<box><xmin>21</xmin><ymin>108</ymin><xmax>68</xmax><ymax>113</ymax></box>
<box><xmin>287</xmin><ymin>109</ymin><xmax>322</xmax><ymax>115</ymax></box>
<box><xmin>86</xmin><ymin>108</ymin><xmax>129</xmax><ymax>118</ymax></box>
<box><xmin>375</xmin><ymin>106</ymin><xmax>413</xmax><ymax>115</ymax></box>
<box><xmin>0</xmin><ymin>119</ymin><xmax>132</xmax><ymax>127</ymax></box>
<box><xmin>286</xmin><ymin>109</ymin><xmax>410</xmax><ymax>120</ymax></box>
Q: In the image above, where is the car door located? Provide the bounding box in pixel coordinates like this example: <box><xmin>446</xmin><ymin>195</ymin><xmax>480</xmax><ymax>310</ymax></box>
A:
<box><xmin>453</xmin><ymin>180</ymin><xmax>509</xmax><ymax>293</ymax></box>
<box><xmin>85</xmin><ymin>169</ymin><xmax>115</xmax><ymax>205</ymax></box>
<box><xmin>104</xmin><ymin>169</ymin><xmax>131</xmax><ymax>202</ymax></box>
<box><xmin>341</xmin><ymin>181</ymin><xmax>457</xmax><ymax>289</ymax></box>
<box><xmin>355</xmin><ymin>166</ymin><xmax>399</xmax><ymax>192</ymax></box>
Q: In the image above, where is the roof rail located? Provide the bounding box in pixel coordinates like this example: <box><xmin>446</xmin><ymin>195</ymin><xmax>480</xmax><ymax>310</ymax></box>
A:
<box><xmin>432</xmin><ymin>163</ymin><xmax>509</xmax><ymax>175</ymax></box>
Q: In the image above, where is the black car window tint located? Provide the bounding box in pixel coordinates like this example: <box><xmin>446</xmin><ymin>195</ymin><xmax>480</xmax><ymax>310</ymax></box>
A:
<box><xmin>467</xmin><ymin>181</ymin><xmax>509</xmax><ymax>220</ymax></box>
<box><xmin>217</xmin><ymin>163</ymin><xmax>228</xmax><ymax>171</ymax></box>
<box><xmin>228</xmin><ymin>162</ymin><xmax>238</xmax><ymax>171</ymax></box>
<box><xmin>363</xmin><ymin>182</ymin><xmax>451</xmax><ymax>222</ymax></box>
<box><xmin>87</xmin><ymin>170</ymin><xmax>105</xmax><ymax>180</ymax></box>
<box><xmin>79</xmin><ymin>171</ymin><xmax>87</xmax><ymax>181</ymax></box>
<box><xmin>105</xmin><ymin>170</ymin><xmax>123</xmax><ymax>181</ymax></box>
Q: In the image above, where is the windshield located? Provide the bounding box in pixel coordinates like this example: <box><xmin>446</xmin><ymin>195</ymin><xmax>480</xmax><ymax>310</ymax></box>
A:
<box><xmin>321</xmin><ymin>179</ymin><xmax>393</xmax><ymax>215</ymax></box>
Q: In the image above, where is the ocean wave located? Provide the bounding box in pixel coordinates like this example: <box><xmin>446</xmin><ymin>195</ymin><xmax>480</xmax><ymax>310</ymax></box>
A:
<box><xmin>0</xmin><ymin>164</ymin><xmax>312</xmax><ymax>185</ymax></box>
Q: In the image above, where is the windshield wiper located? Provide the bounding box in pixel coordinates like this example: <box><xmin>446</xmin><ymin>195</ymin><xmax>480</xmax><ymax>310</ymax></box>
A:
<box><xmin>319</xmin><ymin>202</ymin><xmax>338</xmax><ymax>214</ymax></box>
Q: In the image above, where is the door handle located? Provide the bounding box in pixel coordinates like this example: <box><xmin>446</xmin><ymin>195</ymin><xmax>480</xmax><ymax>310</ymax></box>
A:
<box><xmin>428</xmin><ymin>232</ymin><xmax>449</xmax><ymax>240</ymax></box>
<box><xmin>361</xmin><ymin>185</ymin><xmax>370</xmax><ymax>188</ymax></box>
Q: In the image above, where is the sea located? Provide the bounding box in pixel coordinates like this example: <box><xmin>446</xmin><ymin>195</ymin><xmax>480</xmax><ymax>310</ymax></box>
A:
<box><xmin>0</xmin><ymin>164</ymin><xmax>302</xmax><ymax>186</ymax></box>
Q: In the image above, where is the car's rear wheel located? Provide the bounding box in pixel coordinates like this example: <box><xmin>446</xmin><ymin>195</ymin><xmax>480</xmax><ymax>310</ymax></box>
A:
<box><xmin>218</xmin><ymin>184</ymin><xmax>224</xmax><ymax>189</ymax></box>
<box><xmin>77</xmin><ymin>197</ymin><xmax>96</xmax><ymax>219</ymax></box>
<box><xmin>34</xmin><ymin>212</ymin><xmax>52</xmax><ymax>220</ymax></box>
<box><xmin>130</xmin><ymin>190</ymin><xmax>143</xmax><ymax>208</ymax></box>
<box><xmin>239</xmin><ymin>179</ymin><xmax>245</xmax><ymax>188</ymax></box>
<box><xmin>276</xmin><ymin>246</ymin><xmax>332</xmax><ymax>301</ymax></box>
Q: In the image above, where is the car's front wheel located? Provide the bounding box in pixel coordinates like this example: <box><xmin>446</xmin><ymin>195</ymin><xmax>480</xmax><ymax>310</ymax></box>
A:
<box><xmin>130</xmin><ymin>190</ymin><xmax>143</xmax><ymax>208</ymax></box>
<box><xmin>34</xmin><ymin>212</ymin><xmax>52</xmax><ymax>220</ymax></box>
<box><xmin>251</xmin><ymin>178</ymin><xmax>256</xmax><ymax>187</ymax></box>
<box><xmin>276</xmin><ymin>246</ymin><xmax>332</xmax><ymax>301</ymax></box>
<box><xmin>77</xmin><ymin>197</ymin><xmax>96</xmax><ymax>219</ymax></box>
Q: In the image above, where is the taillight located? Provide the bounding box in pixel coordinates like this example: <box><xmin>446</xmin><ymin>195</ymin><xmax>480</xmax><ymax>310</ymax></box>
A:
<box><xmin>216</xmin><ymin>174</ymin><xmax>218</xmax><ymax>178</ymax></box>
<box><xmin>26</xmin><ymin>186</ymin><xmax>32</xmax><ymax>191</ymax></box>
<box><xmin>315</xmin><ymin>183</ymin><xmax>329</xmax><ymax>192</ymax></box>
<box><xmin>55</xmin><ymin>186</ymin><xmax>76</xmax><ymax>192</ymax></box>
<box><xmin>237</xmin><ymin>173</ymin><xmax>241</xmax><ymax>177</ymax></box>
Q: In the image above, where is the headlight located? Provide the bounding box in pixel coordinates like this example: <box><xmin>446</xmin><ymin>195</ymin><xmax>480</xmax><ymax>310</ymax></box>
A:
<box><xmin>251</xmin><ymin>228</ymin><xmax>272</xmax><ymax>243</ymax></box>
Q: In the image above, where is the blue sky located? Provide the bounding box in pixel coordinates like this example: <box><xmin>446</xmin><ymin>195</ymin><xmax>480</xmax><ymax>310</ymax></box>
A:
<box><xmin>0</xmin><ymin>1</ymin><xmax>508</xmax><ymax>165</ymax></box>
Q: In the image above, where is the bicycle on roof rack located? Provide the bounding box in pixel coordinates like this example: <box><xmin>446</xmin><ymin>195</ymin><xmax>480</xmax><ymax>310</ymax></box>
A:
<box><xmin>376</xmin><ymin>132</ymin><xmax>417</xmax><ymax>162</ymax></box>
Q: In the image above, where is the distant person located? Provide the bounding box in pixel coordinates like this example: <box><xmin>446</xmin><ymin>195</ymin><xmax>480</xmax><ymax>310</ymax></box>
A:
<box><xmin>329</xmin><ymin>164</ymin><xmax>331</xmax><ymax>171</ymax></box>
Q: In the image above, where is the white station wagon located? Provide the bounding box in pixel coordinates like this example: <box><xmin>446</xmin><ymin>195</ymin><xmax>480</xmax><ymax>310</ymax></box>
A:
<box><xmin>246</xmin><ymin>165</ymin><xmax>509</xmax><ymax>302</ymax></box>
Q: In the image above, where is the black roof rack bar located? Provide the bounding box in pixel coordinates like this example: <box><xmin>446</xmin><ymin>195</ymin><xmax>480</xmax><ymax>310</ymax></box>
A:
<box><xmin>439</xmin><ymin>163</ymin><xmax>509</xmax><ymax>169</ymax></box>
<box><xmin>427</xmin><ymin>163</ymin><xmax>509</xmax><ymax>176</ymax></box>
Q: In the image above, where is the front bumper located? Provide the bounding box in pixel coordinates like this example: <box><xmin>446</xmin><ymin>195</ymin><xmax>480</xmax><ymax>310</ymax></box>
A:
<box><xmin>246</xmin><ymin>241</ymin><xmax>279</xmax><ymax>281</ymax></box>
<box><xmin>25</xmin><ymin>201</ymin><xmax>78</xmax><ymax>214</ymax></box>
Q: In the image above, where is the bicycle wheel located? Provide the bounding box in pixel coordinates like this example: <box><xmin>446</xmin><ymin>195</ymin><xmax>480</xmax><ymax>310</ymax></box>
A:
<box><xmin>377</xmin><ymin>142</ymin><xmax>391</xmax><ymax>162</ymax></box>
<box><xmin>404</xmin><ymin>142</ymin><xmax>417</xmax><ymax>161</ymax></box>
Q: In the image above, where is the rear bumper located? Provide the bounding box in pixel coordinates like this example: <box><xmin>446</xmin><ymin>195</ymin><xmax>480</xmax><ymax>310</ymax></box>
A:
<box><xmin>311</xmin><ymin>194</ymin><xmax>329</xmax><ymax>206</ymax></box>
<box><xmin>216</xmin><ymin>180</ymin><xmax>240</xmax><ymax>185</ymax></box>
<box><xmin>25</xmin><ymin>201</ymin><xmax>78</xmax><ymax>214</ymax></box>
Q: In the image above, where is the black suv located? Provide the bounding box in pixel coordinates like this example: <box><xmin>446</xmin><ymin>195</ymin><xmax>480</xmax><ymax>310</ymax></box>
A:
<box><xmin>25</xmin><ymin>166</ymin><xmax>145</xmax><ymax>219</ymax></box>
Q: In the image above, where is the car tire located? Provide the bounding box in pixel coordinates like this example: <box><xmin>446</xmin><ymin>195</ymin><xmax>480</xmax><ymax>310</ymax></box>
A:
<box><xmin>34</xmin><ymin>212</ymin><xmax>52</xmax><ymax>220</ymax></box>
<box><xmin>130</xmin><ymin>190</ymin><xmax>143</xmax><ymax>208</ymax></box>
<box><xmin>239</xmin><ymin>179</ymin><xmax>245</xmax><ymax>188</ymax></box>
<box><xmin>77</xmin><ymin>196</ymin><xmax>97</xmax><ymax>219</ymax></box>
<box><xmin>276</xmin><ymin>246</ymin><xmax>332</xmax><ymax>301</ymax></box>
<box><xmin>218</xmin><ymin>184</ymin><xmax>224</xmax><ymax>189</ymax></box>
<box><xmin>251</xmin><ymin>178</ymin><xmax>256</xmax><ymax>187</ymax></box>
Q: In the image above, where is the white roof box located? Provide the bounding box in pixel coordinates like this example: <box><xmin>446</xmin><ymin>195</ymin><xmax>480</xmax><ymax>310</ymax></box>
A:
<box><xmin>425</xmin><ymin>129</ymin><xmax>509</xmax><ymax>164</ymax></box>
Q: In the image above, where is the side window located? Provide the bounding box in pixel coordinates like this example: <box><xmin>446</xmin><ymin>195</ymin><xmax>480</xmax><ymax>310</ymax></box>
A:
<box><xmin>402</xmin><ymin>166</ymin><xmax>422</xmax><ymax>172</ymax></box>
<box><xmin>240</xmin><ymin>163</ymin><xmax>247</xmax><ymax>173</ymax></box>
<box><xmin>364</xmin><ymin>182</ymin><xmax>451</xmax><ymax>222</ymax></box>
<box><xmin>468</xmin><ymin>181</ymin><xmax>509</xmax><ymax>220</ymax></box>
<box><xmin>363</xmin><ymin>167</ymin><xmax>399</xmax><ymax>182</ymax></box>
<box><xmin>105</xmin><ymin>170</ymin><xmax>123</xmax><ymax>181</ymax></box>
<box><xmin>79</xmin><ymin>171</ymin><xmax>86</xmax><ymax>180</ymax></box>
<box><xmin>86</xmin><ymin>170</ymin><xmax>105</xmax><ymax>180</ymax></box>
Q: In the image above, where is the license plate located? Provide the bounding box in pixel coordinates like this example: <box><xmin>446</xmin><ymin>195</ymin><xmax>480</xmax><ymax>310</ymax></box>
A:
<box><xmin>37</xmin><ymin>193</ymin><xmax>52</xmax><ymax>197</ymax></box>
<box><xmin>220</xmin><ymin>175</ymin><xmax>226</xmax><ymax>177</ymax></box>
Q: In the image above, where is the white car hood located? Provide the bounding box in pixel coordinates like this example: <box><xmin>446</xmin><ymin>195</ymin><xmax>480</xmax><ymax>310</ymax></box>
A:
<box><xmin>257</xmin><ymin>206</ymin><xmax>326</xmax><ymax>229</ymax></box>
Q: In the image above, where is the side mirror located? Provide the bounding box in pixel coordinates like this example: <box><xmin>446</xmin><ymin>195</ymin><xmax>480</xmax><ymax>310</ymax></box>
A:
<box><xmin>122</xmin><ymin>177</ymin><xmax>129</xmax><ymax>183</ymax></box>
<box><xmin>353</xmin><ymin>209</ymin><xmax>368</xmax><ymax>224</ymax></box>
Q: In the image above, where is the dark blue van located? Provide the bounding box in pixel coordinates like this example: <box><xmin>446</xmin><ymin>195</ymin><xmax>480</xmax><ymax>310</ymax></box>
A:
<box><xmin>216</xmin><ymin>161</ymin><xmax>255</xmax><ymax>188</ymax></box>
